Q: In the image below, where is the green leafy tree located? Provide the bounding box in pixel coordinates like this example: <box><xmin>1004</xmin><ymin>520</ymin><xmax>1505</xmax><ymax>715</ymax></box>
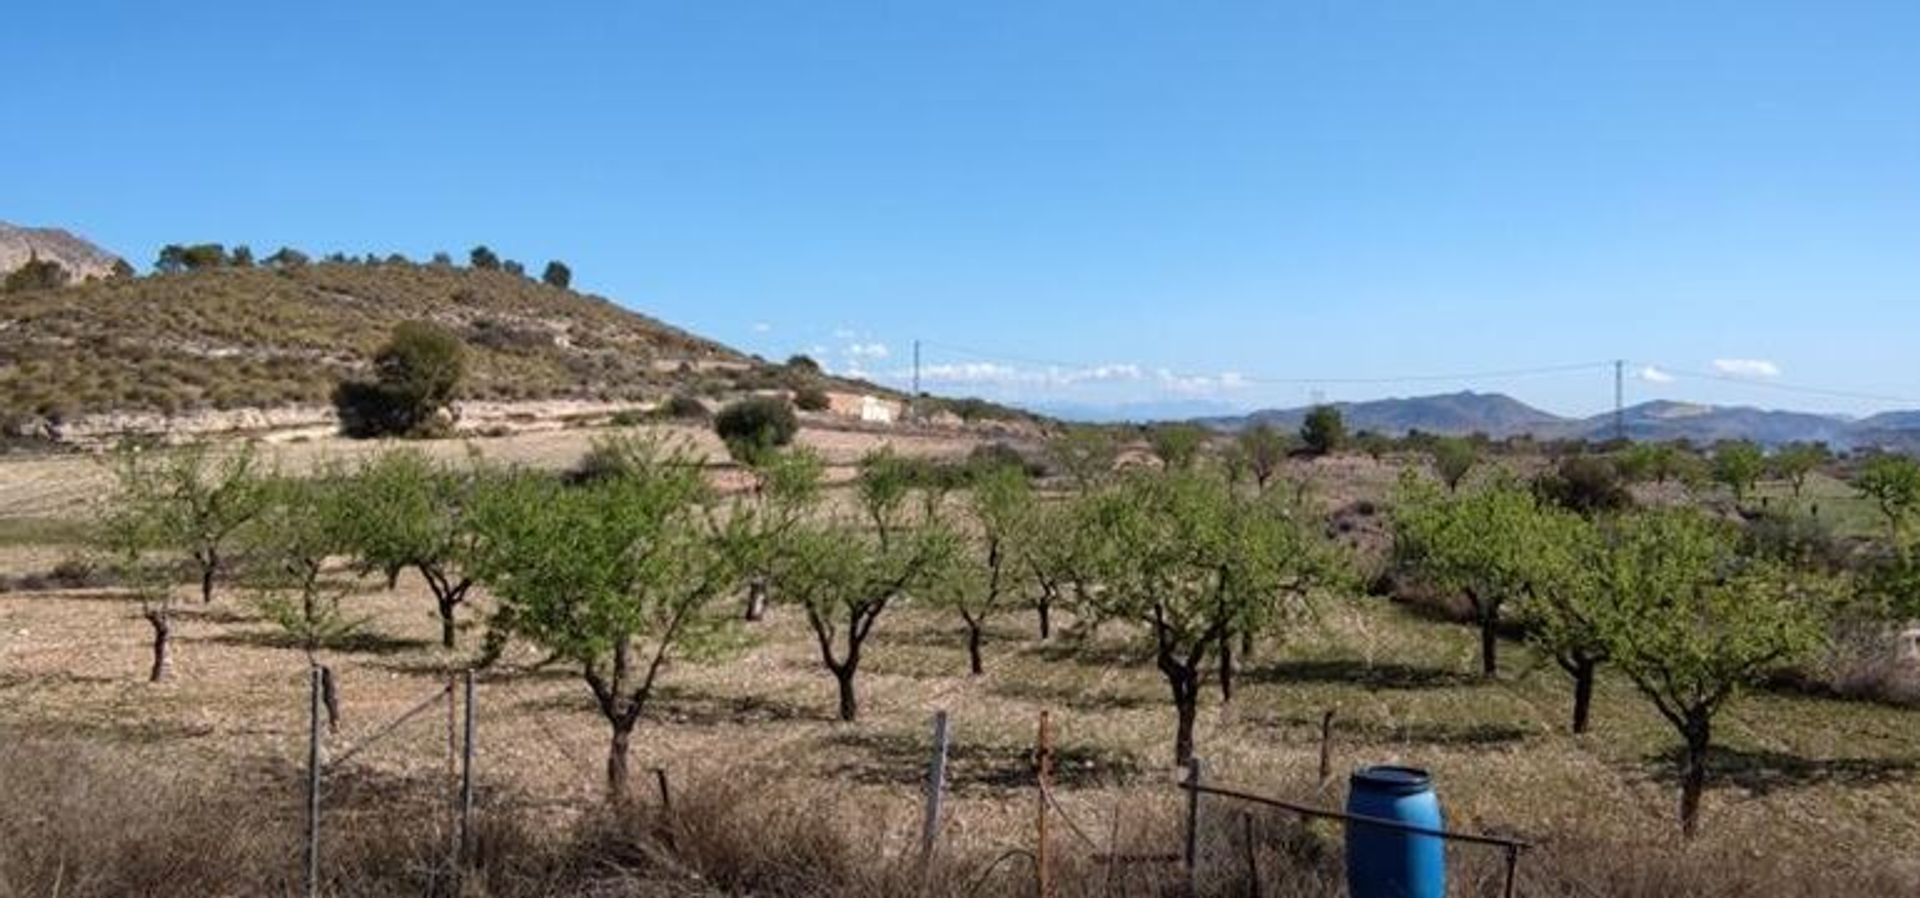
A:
<box><xmin>1147</xmin><ymin>423</ymin><xmax>1207</xmax><ymax>472</ymax></box>
<box><xmin>1854</xmin><ymin>454</ymin><xmax>1920</xmax><ymax>544</ymax></box>
<box><xmin>97</xmin><ymin>447</ymin><xmax>182</xmax><ymax>681</ymax></box>
<box><xmin>466</xmin><ymin>435</ymin><xmax>739</xmax><ymax>798</ymax></box>
<box><xmin>541</xmin><ymin>260</ymin><xmax>572</xmax><ymax>289</ymax></box>
<box><xmin>1533</xmin><ymin>455</ymin><xmax>1633</xmax><ymax>517</ymax></box>
<box><xmin>1393</xmin><ymin>476</ymin><xmax>1545</xmax><ymax>677</ymax></box>
<box><xmin>244</xmin><ymin>474</ymin><xmax>362</xmax><ymax>667</ymax></box>
<box><xmin>727</xmin><ymin>448</ymin><xmax>825</xmax><ymax>621</ymax></box>
<box><xmin>926</xmin><ymin>464</ymin><xmax>1032</xmax><ymax>674</ymax></box>
<box><xmin>1711</xmin><ymin>441</ymin><xmax>1765</xmax><ymax>508</ymax></box>
<box><xmin>228</xmin><ymin>245</ymin><xmax>254</xmax><ymax>267</ymax></box>
<box><xmin>469</xmin><ymin>245</ymin><xmax>500</xmax><ymax>270</ymax></box>
<box><xmin>336</xmin><ymin>449</ymin><xmax>481</xmax><ymax>648</ymax></box>
<box><xmin>264</xmin><ymin>247</ymin><xmax>309</xmax><ymax>269</ymax></box>
<box><xmin>1047</xmin><ymin>427</ymin><xmax>1117</xmax><ymax>493</ymax></box>
<box><xmin>1770</xmin><ymin>443</ymin><xmax>1830</xmax><ymax>499</ymax></box>
<box><xmin>334</xmin><ymin>321</ymin><xmax>467</xmax><ymax>438</ymax></box>
<box><xmin>712</xmin><ymin>396</ymin><xmax>799</xmax><ymax>466</ymax></box>
<box><xmin>1429</xmin><ymin>436</ymin><xmax>1479</xmax><ymax>492</ymax></box>
<box><xmin>147</xmin><ymin>442</ymin><xmax>268</xmax><ymax>604</ymax></box>
<box><xmin>1074</xmin><ymin>471</ymin><xmax>1337</xmax><ymax>764</ymax></box>
<box><xmin>1511</xmin><ymin>509</ymin><xmax>1610</xmax><ymax>733</ymax></box>
<box><xmin>1237</xmin><ymin>423</ymin><xmax>1291</xmax><ymax>492</ymax></box>
<box><xmin>1591</xmin><ymin>509</ymin><xmax>1829</xmax><ymax>836</ymax></box>
<box><xmin>1300</xmin><ymin>405</ymin><xmax>1346</xmax><ymax>456</ymax></box>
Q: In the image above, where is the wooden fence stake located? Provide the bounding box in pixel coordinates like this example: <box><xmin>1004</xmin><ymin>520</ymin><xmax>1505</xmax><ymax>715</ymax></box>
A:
<box><xmin>920</xmin><ymin>710</ymin><xmax>951</xmax><ymax>862</ymax></box>
<box><xmin>1036</xmin><ymin>710</ymin><xmax>1055</xmax><ymax>898</ymax></box>
<box><xmin>1317</xmin><ymin>710</ymin><xmax>1336</xmax><ymax>785</ymax></box>
<box><xmin>1243</xmin><ymin>811</ymin><xmax>1262</xmax><ymax>898</ymax></box>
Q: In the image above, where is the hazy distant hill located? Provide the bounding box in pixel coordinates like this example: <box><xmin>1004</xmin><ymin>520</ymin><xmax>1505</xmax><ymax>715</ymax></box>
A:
<box><xmin>1200</xmin><ymin>391</ymin><xmax>1568</xmax><ymax>438</ymax></box>
<box><xmin>1201</xmin><ymin>391</ymin><xmax>1919</xmax><ymax>449</ymax></box>
<box><xmin>0</xmin><ymin>222</ymin><xmax>125</xmax><ymax>281</ymax></box>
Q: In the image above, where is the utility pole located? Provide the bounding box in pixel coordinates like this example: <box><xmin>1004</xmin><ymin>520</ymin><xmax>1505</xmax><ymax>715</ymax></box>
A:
<box><xmin>910</xmin><ymin>339</ymin><xmax>921</xmax><ymax>422</ymax></box>
<box><xmin>1614</xmin><ymin>359</ymin><xmax>1625</xmax><ymax>442</ymax></box>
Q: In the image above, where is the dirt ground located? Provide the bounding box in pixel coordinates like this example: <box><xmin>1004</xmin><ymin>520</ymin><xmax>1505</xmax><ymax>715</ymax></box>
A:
<box><xmin>5</xmin><ymin>557</ymin><xmax>1920</xmax><ymax>887</ymax></box>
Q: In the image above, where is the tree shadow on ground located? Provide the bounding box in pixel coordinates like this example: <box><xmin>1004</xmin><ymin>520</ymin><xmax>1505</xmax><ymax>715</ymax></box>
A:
<box><xmin>1242</xmin><ymin>658</ymin><xmax>1481</xmax><ymax>691</ymax></box>
<box><xmin>642</xmin><ymin>684</ymin><xmax>834</xmax><ymax>726</ymax></box>
<box><xmin>826</xmin><ymin>729</ymin><xmax>1144</xmax><ymax>793</ymax></box>
<box><xmin>201</xmin><ymin>630</ymin><xmax>433</xmax><ymax>656</ymax></box>
<box><xmin>1245</xmin><ymin>712</ymin><xmax>1530</xmax><ymax>748</ymax></box>
<box><xmin>1023</xmin><ymin>637</ymin><xmax>1153</xmax><ymax>670</ymax></box>
<box><xmin>170</xmin><ymin>605</ymin><xmax>260</xmax><ymax>625</ymax></box>
<box><xmin>1642</xmin><ymin>744</ymin><xmax>1920</xmax><ymax>797</ymax></box>
<box><xmin>884</xmin><ymin>623</ymin><xmax>1032</xmax><ymax>650</ymax></box>
<box><xmin>992</xmin><ymin>678</ymin><xmax>1159</xmax><ymax>712</ymax></box>
<box><xmin>0</xmin><ymin>670</ymin><xmax>121</xmax><ymax>690</ymax></box>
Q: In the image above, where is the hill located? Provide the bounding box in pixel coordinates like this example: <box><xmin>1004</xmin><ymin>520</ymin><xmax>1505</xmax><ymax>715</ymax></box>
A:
<box><xmin>1202</xmin><ymin>392</ymin><xmax>1920</xmax><ymax>448</ymax></box>
<box><xmin>0</xmin><ymin>222</ymin><xmax>125</xmax><ymax>282</ymax></box>
<box><xmin>0</xmin><ymin>257</ymin><xmax>894</xmax><ymax>434</ymax></box>
<box><xmin>1201</xmin><ymin>391</ymin><xmax>1568</xmax><ymax>438</ymax></box>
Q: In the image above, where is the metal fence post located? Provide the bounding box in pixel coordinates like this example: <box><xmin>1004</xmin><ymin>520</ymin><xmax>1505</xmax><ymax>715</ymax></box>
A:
<box><xmin>459</xmin><ymin>669</ymin><xmax>476</xmax><ymax>865</ymax></box>
<box><xmin>1183</xmin><ymin>757</ymin><xmax>1204</xmax><ymax>893</ymax></box>
<box><xmin>305</xmin><ymin>665</ymin><xmax>323</xmax><ymax>898</ymax></box>
<box><xmin>920</xmin><ymin>710</ymin><xmax>951</xmax><ymax>862</ymax></box>
<box><xmin>1036</xmin><ymin>710</ymin><xmax>1054</xmax><ymax>898</ymax></box>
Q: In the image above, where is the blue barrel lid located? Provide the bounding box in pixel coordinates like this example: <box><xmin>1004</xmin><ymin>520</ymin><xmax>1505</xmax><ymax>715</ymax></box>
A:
<box><xmin>1350</xmin><ymin>765</ymin><xmax>1433</xmax><ymax>795</ymax></box>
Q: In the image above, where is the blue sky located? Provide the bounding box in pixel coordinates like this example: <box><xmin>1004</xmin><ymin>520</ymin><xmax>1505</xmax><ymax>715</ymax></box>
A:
<box><xmin>8</xmin><ymin>2</ymin><xmax>1919</xmax><ymax>418</ymax></box>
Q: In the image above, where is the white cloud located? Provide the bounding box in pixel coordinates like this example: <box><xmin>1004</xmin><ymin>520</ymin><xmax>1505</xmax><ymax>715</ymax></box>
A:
<box><xmin>1711</xmin><ymin>358</ymin><xmax>1780</xmax><ymax>378</ymax></box>
<box><xmin>846</xmin><ymin>341</ymin><xmax>890</xmax><ymax>360</ymax></box>
<box><xmin>916</xmin><ymin>362</ymin><xmax>1024</xmax><ymax>384</ymax></box>
<box><xmin>894</xmin><ymin>359</ymin><xmax>1248</xmax><ymax>397</ymax></box>
<box><xmin>751</xmin><ymin>322</ymin><xmax>771</xmax><ymax>334</ymax></box>
<box><xmin>1637</xmin><ymin>365</ymin><xmax>1674</xmax><ymax>383</ymax></box>
<box><xmin>831</xmin><ymin>327</ymin><xmax>858</xmax><ymax>340</ymax></box>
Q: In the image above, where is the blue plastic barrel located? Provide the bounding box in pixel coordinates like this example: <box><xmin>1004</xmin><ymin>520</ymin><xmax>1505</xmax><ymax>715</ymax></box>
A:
<box><xmin>1345</xmin><ymin>765</ymin><xmax>1445</xmax><ymax>898</ymax></box>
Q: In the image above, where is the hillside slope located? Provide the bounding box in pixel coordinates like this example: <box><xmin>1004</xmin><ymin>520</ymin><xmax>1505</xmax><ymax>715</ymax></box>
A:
<box><xmin>0</xmin><ymin>260</ymin><xmax>858</xmax><ymax>427</ymax></box>
<box><xmin>1204</xmin><ymin>391</ymin><xmax>1568</xmax><ymax>438</ymax></box>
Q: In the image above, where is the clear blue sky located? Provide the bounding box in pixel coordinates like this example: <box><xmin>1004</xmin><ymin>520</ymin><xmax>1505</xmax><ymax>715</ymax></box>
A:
<box><xmin>8</xmin><ymin>1</ymin><xmax>1918</xmax><ymax>418</ymax></box>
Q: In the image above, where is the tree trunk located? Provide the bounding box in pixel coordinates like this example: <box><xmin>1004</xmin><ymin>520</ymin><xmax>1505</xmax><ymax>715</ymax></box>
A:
<box><xmin>1679</xmin><ymin>717</ymin><xmax>1711</xmax><ymax>838</ymax></box>
<box><xmin>438</xmin><ymin>598</ymin><xmax>458</xmax><ymax>650</ymax></box>
<box><xmin>1036</xmin><ymin>599</ymin><xmax>1052</xmax><ymax>640</ymax></box>
<box><xmin>1478</xmin><ymin>607</ymin><xmax>1499</xmax><ymax>678</ymax></box>
<box><xmin>145</xmin><ymin>609</ymin><xmax>171</xmax><ymax>683</ymax></box>
<box><xmin>966</xmin><ymin>622</ymin><xmax>984</xmax><ymax>676</ymax></box>
<box><xmin>1570</xmin><ymin>657</ymin><xmax>1596</xmax><ymax>735</ymax></box>
<box><xmin>834</xmin><ymin>667</ymin><xmax>859</xmax><ymax>722</ymax></box>
<box><xmin>199</xmin><ymin>552</ymin><xmax>217</xmax><ymax>604</ymax></box>
<box><xmin>607</xmin><ymin>721</ymin><xmax>635</xmax><ymax>801</ymax></box>
<box><xmin>1174</xmin><ymin>691</ymin><xmax>1199</xmax><ymax>767</ymax></box>
<box><xmin>745</xmin><ymin>576</ymin><xmax>768</xmax><ymax>622</ymax></box>
<box><xmin>1218</xmin><ymin>631</ymin><xmax>1234</xmax><ymax>704</ymax></box>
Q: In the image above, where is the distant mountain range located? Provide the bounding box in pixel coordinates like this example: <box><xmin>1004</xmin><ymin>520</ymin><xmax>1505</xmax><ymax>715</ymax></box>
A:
<box><xmin>1196</xmin><ymin>390</ymin><xmax>1920</xmax><ymax>450</ymax></box>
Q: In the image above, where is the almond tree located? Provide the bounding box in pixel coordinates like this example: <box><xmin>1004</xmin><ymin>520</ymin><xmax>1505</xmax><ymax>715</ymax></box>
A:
<box><xmin>725</xmin><ymin>448</ymin><xmax>824</xmax><ymax>621</ymax></box>
<box><xmin>1392</xmin><ymin>475</ymin><xmax>1543</xmax><ymax>677</ymax></box>
<box><xmin>466</xmin><ymin>434</ymin><xmax>739</xmax><ymax>798</ymax></box>
<box><xmin>924</xmin><ymin>463</ymin><xmax>1031</xmax><ymax>675</ymax></box>
<box><xmin>1513</xmin><ymin>508</ymin><xmax>1610</xmax><ymax>733</ymax></box>
<box><xmin>1854</xmin><ymin>454</ymin><xmax>1920</xmax><ymax>545</ymax></box>
<box><xmin>1075</xmin><ymin>471</ymin><xmax>1333</xmax><ymax>765</ymax></box>
<box><xmin>1593</xmin><ymin>508</ymin><xmax>1828</xmax><ymax>837</ymax></box>
<box><xmin>154</xmin><ymin>442</ymin><xmax>266</xmax><ymax>604</ymax></box>
<box><xmin>337</xmin><ymin>449</ymin><xmax>481</xmax><ymax>648</ymax></box>
<box><xmin>770</xmin><ymin>450</ymin><xmax>955</xmax><ymax>721</ymax></box>
<box><xmin>98</xmin><ymin>447</ymin><xmax>180</xmax><ymax>681</ymax></box>
<box><xmin>246</xmin><ymin>473</ymin><xmax>362</xmax><ymax>664</ymax></box>
<box><xmin>1237</xmin><ymin>423</ymin><xmax>1291</xmax><ymax>493</ymax></box>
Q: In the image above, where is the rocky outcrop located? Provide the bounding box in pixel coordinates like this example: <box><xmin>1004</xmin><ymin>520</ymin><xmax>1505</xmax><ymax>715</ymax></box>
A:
<box><xmin>0</xmin><ymin>222</ymin><xmax>124</xmax><ymax>282</ymax></box>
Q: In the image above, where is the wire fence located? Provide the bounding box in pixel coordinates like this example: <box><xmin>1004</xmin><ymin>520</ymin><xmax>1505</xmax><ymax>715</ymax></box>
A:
<box><xmin>297</xmin><ymin>668</ymin><xmax>1533</xmax><ymax>898</ymax></box>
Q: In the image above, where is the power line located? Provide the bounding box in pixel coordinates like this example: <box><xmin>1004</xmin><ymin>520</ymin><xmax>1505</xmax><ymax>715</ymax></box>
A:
<box><xmin>1636</xmin><ymin>364</ymin><xmax>1920</xmax><ymax>407</ymax></box>
<box><xmin>917</xmin><ymin>339</ymin><xmax>1613</xmax><ymax>387</ymax></box>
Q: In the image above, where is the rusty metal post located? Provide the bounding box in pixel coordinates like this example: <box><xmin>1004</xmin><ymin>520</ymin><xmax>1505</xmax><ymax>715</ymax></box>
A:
<box><xmin>1318</xmin><ymin>710</ymin><xmax>1336</xmax><ymax>785</ymax></box>
<box><xmin>1183</xmin><ymin>757</ymin><xmax>1204</xmax><ymax>894</ymax></box>
<box><xmin>305</xmin><ymin>665</ymin><xmax>323</xmax><ymax>898</ymax></box>
<box><xmin>459</xmin><ymin>669</ymin><xmax>475</xmax><ymax>865</ymax></box>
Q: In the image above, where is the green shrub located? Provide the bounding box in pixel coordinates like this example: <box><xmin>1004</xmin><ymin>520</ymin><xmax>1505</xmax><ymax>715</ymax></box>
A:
<box><xmin>333</xmin><ymin>321</ymin><xmax>466</xmax><ymax>438</ymax></box>
<box><xmin>713</xmin><ymin>396</ymin><xmax>798</xmax><ymax>463</ymax></box>
<box><xmin>657</xmin><ymin>394</ymin><xmax>709</xmax><ymax>421</ymax></box>
<box><xmin>793</xmin><ymin>386</ymin><xmax>831</xmax><ymax>411</ymax></box>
